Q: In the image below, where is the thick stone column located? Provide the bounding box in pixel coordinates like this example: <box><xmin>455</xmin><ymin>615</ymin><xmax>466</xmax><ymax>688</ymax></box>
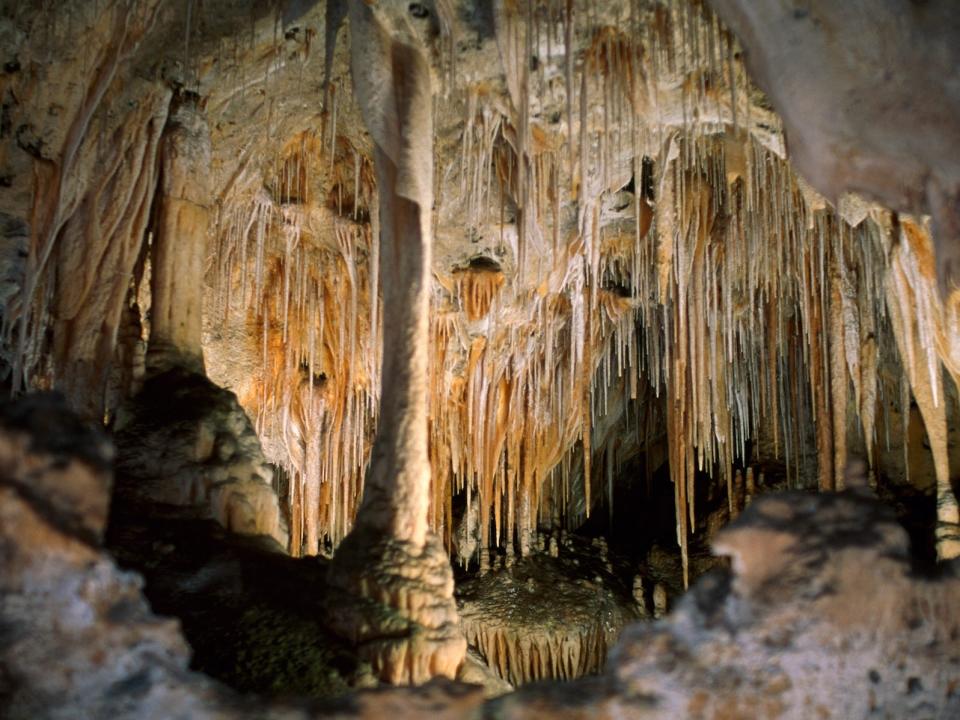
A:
<box><xmin>326</xmin><ymin>0</ymin><xmax>465</xmax><ymax>685</ymax></box>
<box><xmin>146</xmin><ymin>92</ymin><xmax>210</xmax><ymax>376</ymax></box>
<box><xmin>116</xmin><ymin>92</ymin><xmax>288</xmax><ymax>551</ymax></box>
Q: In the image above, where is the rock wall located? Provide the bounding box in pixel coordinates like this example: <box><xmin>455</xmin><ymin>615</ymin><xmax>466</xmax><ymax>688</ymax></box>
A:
<box><xmin>2</xmin><ymin>0</ymin><xmax>960</xmax><ymax>574</ymax></box>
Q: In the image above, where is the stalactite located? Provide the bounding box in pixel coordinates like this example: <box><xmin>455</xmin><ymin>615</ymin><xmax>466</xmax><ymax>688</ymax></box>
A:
<box><xmin>188</xmin><ymin>0</ymin><xmax>960</xmax><ymax>575</ymax></box>
<box><xmin>456</xmin><ymin>262</ymin><xmax>506</xmax><ymax>322</ymax></box>
<box><xmin>210</xmin><ymin>125</ymin><xmax>379</xmax><ymax>556</ymax></box>
<box><xmin>886</xmin><ymin>218</ymin><xmax>960</xmax><ymax>560</ymax></box>
<box><xmin>829</xmin><ymin>261</ymin><xmax>849</xmax><ymax>490</ymax></box>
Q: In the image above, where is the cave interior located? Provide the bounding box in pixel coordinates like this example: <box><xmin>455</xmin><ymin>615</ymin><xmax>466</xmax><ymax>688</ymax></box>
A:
<box><xmin>1</xmin><ymin>1</ymin><xmax>960</xmax><ymax>718</ymax></box>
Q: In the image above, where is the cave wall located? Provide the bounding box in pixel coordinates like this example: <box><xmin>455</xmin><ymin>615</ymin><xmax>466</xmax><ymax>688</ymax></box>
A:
<box><xmin>1</xmin><ymin>0</ymin><xmax>959</xmax><ymax>564</ymax></box>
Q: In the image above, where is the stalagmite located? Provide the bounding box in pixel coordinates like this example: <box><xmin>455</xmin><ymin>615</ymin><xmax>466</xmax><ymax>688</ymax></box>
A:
<box><xmin>326</xmin><ymin>0</ymin><xmax>465</xmax><ymax>685</ymax></box>
<box><xmin>102</xmin><ymin>84</ymin><xmax>288</xmax><ymax>550</ymax></box>
<box><xmin>632</xmin><ymin>575</ymin><xmax>649</xmax><ymax>615</ymax></box>
<box><xmin>146</xmin><ymin>92</ymin><xmax>210</xmax><ymax>375</ymax></box>
<box><xmin>886</xmin><ymin>219</ymin><xmax>960</xmax><ymax>560</ymax></box>
<box><xmin>653</xmin><ymin>582</ymin><xmax>668</xmax><ymax>619</ymax></box>
<box><xmin>457</xmin><ymin>536</ymin><xmax>638</xmax><ymax>687</ymax></box>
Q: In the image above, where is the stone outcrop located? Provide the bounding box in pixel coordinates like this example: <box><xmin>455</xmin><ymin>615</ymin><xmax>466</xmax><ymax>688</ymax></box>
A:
<box><xmin>495</xmin><ymin>487</ymin><xmax>960</xmax><ymax>719</ymax></box>
<box><xmin>0</xmin><ymin>392</ymin><xmax>114</xmax><ymax>543</ymax></box>
<box><xmin>114</xmin><ymin>368</ymin><xmax>288</xmax><ymax>550</ymax></box>
<box><xmin>0</xmin><ymin>393</ymin><xmax>221</xmax><ymax>719</ymax></box>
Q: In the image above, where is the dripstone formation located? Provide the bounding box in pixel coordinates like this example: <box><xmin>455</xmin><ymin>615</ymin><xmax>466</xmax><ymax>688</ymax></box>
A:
<box><xmin>1</xmin><ymin>0</ymin><xmax>960</xmax><ymax>717</ymax></box>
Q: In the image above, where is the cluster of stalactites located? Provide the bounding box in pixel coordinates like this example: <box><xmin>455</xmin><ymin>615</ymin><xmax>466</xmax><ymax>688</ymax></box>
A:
<box><xmin>461</xmin><ymin>616</ymin><xmax>616</xmax><ymax>687</ymax></box>
<box><xmin>209</xmin><ymin>129</ymin><xmax>381</xmax><ymax>556</ymax></box>
<box><xmin>423</xmin><ymin>0</ymin><xmax>756</xmax><ymax>562</ymax></box>
<box><xmin>428</xmin><ymin>124</ymin><xmax>925</xmax><ymax>581</ymax></box>
<box><xmin>203</xmin><ymin>0</ymin><xmax>960</xmax><ymax>567</ymax></box>
<box><xmin>646</xmin><ymin>135</ymin><xmax>905</xmax><ymax>585</ymax></box>
<box><xmin>427</xmin><ymin>0</ymin><xmax>960</xmax><ymax>578</ymax></box>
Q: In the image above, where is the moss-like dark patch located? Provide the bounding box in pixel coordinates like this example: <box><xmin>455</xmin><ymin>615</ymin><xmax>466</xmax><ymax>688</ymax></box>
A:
<box><xmin>189</xmin><ymin>601</ymin><xmax>361</xmax><ymax>697</ymax></box>
<box><xmin>106</xmin><ymin>504</ymin><xmax>370</xmax><ymax>700</ymax></box>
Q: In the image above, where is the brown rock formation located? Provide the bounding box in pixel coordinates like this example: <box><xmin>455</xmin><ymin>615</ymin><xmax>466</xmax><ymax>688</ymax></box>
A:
<box><xmin>146</xmin><ymin>91</ymin><xmax>211</xmax><ymax>376</ymax></box>
<box><xmin>458</xmin><ymin>549</ymin><xmax>638</xmax><ymax>686</ymax></box>
<box><xmin>325</xmin><ymin>0</ymin><xmax>465</xmax><ymax>685</ymax></box>
<box><xmin>494</xmin><ymin>486</ymin><xmax>960</xmax><ymax>719</ymax></box>
<box><xmin>114</xmin><ymin>368</ymin><xmax>288</xmax><ymax>549</ymax></box>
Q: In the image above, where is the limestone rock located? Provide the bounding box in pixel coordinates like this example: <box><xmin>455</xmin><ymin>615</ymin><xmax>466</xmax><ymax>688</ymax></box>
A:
<box><xmin>457</xmin><ymin>646</ymin><xmax>515</xmax><ymax>699</ymax></box>
<box><xmin>0</xmin><ymin>392</ymin><xmax>113</xmax><ymax>543</ymax></box>
<box><xmin>326</xmin><ymin>526</ymin><xmax>466</xmax><ymax>686</ymax></box>
<box><xmin>0</xmin><ymin>394</ymin><xmax>226</xmax><ymax>719</ymax></box>
<box><xmin>114</xmin><ymin>368</ymin><xmax>288</xmax><ymax>549</ymax></box>
<box><xmin>495</xmin><ymin>490</ymin><xmax>960</xmax><ymax>719</ymax></box>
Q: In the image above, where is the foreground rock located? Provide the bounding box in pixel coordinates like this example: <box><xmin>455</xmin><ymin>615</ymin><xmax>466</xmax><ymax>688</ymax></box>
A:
<box><xmin>3</xmin><ymin>393</ymin><xmax>960</xmax><ymax>718</ymax></box>
<box><xmin>0</xmin><ymin>393</ymin><xmax>484</xmax><ymax>719</ymax></box>
<box><xmin>0</xmin><ymin>394</ymin><xmax>230</xmax><ymax>718</ymax></box>
<box><xmin>495</xmin><ymin>488</ymin><xmax>960</xmax><ymax>719</ymax></box>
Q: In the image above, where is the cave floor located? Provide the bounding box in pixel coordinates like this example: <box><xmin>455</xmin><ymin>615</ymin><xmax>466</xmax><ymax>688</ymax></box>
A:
<box><xmin>104</xmin><ymin>474</ymin><xmax>933</xmax><ymax>701</ymax></box>
<box><xmin>104</xmin><ymin>492</ymin><xmax>683</xmax><ymax>698</ymax></box>
<box><xmin>105</xmin><ymin>499</ymin><xmax>373</xmax><ymax>700</ymax></box>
